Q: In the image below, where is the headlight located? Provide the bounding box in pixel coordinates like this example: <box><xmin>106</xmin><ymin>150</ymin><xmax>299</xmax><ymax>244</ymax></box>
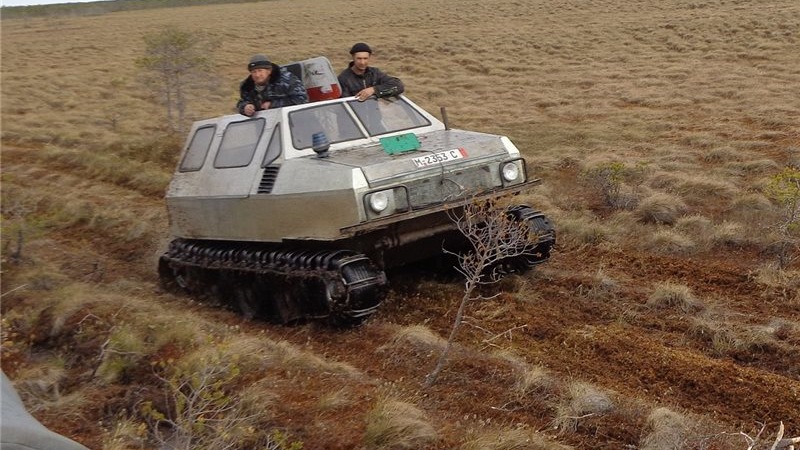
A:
<box><xmin>502</xmin><ymin>162</ymin><xmax>520</xmax><ymax>182</ymax></box>
<box><xmin>368</xmin><ymin>191</ymin><xmax>390</xmax><ymax>212</ymax></box>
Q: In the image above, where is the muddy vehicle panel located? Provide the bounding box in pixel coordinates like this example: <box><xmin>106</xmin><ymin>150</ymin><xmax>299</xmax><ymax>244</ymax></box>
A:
<box><xmin>160</xmin><ymin>87</ymin><xmax>554</xmax><ymax>324</ymax></box>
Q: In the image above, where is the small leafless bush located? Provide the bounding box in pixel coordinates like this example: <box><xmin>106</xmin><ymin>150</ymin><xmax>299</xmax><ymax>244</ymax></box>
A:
<box><xmin>425</xmin><ymin>197</ymin><xmax>547</xmax><ymax>387</ymax></box>
<box><xmin>363</xmin><ymin>398</ymin><xmax>438</xmax><ymax>450</ymax></box>
<box><xmin>735</xmin><ymin>421</ymin><xmax>800</xmax><ymax>450</ymax></box>
<box><xmin>788</xmin><ymin>146</ymin><xmax>800</xmax><ymax>168</ymax></box>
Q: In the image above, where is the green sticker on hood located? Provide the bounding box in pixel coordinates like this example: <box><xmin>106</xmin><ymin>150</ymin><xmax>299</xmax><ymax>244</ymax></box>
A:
<box><xmin>380</xmin><ymin>133</ymin><xmax>421</xmax><ymax>154</ymax></box>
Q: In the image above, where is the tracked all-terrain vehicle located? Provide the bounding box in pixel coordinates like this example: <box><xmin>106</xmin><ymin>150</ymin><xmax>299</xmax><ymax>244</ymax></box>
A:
<box><xmin>158</xmin><ymin>58</ymin><xmax>554</xmax><ymax>324</ymax></box>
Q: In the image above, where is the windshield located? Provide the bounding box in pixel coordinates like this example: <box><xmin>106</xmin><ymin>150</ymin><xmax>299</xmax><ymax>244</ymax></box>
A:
<box><xmin>348</xmin><ymin>97</ymin><xmax>430</xmax><ymax>136</ymax></box>
<box><xmin>288</xmin><ymin>97</ymin><xmax>431</xmax><ymax>150</ymax></box>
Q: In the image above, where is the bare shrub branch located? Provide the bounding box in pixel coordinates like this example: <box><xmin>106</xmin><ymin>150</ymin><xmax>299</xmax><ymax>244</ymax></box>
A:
<box><xmin>729</xmin><ymin>421</ymin><xmax>800</xmax><ymax>450</ymax></box>
<box><xmin>425</xmin><ymin>197</ymin><xmax>545</xmax><ymax>387</ymax></box>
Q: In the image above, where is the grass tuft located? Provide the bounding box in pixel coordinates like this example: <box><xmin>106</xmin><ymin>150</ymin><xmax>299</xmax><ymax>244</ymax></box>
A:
<box><xmin>460</xmin><ymin>427</ymin><xmax>573</xmax><ymax>450</ymax></box>
<box><xmin>380</xmin><ymin>324</ymin><xmax>448</xmax><ymax>355</ymax></box>
<box><xmin>514</xmin><ymin>365</ymin><xmax>559</xmax><ymax>403</ymax></box>
<box><xmin>641</xmin><ymin>229</ymin><xmax>697</xmax><ymax>255</ymax></box>
<box><xmin>552</xmin><ymin>381</ymin><xmax>614</xmax><ymax>433</ymax></box>
<box><xmin>634</xmin><ymin>193</ymin><xmax>687</xmax><ymax>225</ymax></box>
<box><xmin>640</xmin><ymin>407</ymin><xmax>689</xmax><ymax>450</ymax></box>
<box><xmin>647</xmin><ymin>282</ymin><xmax>705</xmax><ymax>313</ymax></box>
<box><xmin>363</xmin><ymin>398</ymin><xmax>438</xmax><ymax>449</ymax></box>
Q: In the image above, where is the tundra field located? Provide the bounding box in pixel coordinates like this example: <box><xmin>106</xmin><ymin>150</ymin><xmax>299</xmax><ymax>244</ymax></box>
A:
<box><xmin>2</xmin><ymin>0</ymin><xmax>799</xmax><ymax>448</ymax></box>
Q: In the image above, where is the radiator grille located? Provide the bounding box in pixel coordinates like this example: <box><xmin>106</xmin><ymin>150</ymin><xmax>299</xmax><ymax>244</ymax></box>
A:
<box><xmin>406</xmin><ymin>165</ymin><xmax>496</xmax><ymax>207</ymax></box>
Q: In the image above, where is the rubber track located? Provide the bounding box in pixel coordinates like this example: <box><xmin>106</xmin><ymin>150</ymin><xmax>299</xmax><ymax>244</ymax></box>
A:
<box><xmin>490</xmin><ymin>205</ymin><xmax>556</xmax><ymax>274</ymax></box>
<box><xmin>507</xmin><ymin>205</ymin><xmax>556</xmax><ymax>265</ymax></box>
<box><xmin>158</xmin><ymin>239</ymin><xmax>387</xmax><ymax>325</ymax></box>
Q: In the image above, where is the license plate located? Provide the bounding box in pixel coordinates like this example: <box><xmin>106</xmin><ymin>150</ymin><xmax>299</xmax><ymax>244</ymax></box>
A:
<box><xmin>412</xmin><ymin>148</ymin><xmax>468</xmax><ymax>168</ymax></box>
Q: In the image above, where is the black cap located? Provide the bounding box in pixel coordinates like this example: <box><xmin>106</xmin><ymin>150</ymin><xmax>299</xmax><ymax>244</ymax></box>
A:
<box><xmin>248</xmin><ymin>54</ymin><xmax>272</xmax><ymax>71</ymax></box>
<box><xmin>349</xmin><ymin>42</ymin><xmax>372</xmax><ymax>55</ymax></box>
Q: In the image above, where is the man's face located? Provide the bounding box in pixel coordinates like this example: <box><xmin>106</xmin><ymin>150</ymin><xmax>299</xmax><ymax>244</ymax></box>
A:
<box><xmin>351</xmin><ymin>52</ymin><xmax>371</xmax><ymax>74</ymax></box>
<box><xmin>250</xmin><ymin>67</ymin><xmax>271</xmax><ymax>85</ymax></box>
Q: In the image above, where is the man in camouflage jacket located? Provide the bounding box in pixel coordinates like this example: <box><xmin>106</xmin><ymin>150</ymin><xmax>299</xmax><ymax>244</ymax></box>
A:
<box><xmin>237</xmin><ymin>54</ymin><xmax>308</xmax><ymax>116</ymax></box>
<box><xmin>338</xmin><ymin>43</ymin><xmax>404</xmax><ymax>102</ymax></box>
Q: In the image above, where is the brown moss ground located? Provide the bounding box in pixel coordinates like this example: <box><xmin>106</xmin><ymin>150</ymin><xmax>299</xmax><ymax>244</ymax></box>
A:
<box><xmin>2</xmin><ymin>0</ymin><xmax>800</xmax><ymax>448</ymax></box>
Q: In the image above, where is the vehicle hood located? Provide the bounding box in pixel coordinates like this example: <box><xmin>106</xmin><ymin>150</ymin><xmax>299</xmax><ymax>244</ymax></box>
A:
<box><xmin>324</xmin><ymin>129</ymin><xmax>511</xmax><ymax>184</ymax></box>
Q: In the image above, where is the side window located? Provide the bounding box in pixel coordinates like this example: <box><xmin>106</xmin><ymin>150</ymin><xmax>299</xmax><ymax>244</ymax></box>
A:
<box><xmin>262</xmin><ymin>123</ymin><xmax>282</xmax><ymax>167</ymax></box>
<box><xmin>179</xmin><ymin>125</ymin><xmax>215</xmax><ymax>172</ymax></box>
<box><xmin>289</xmin><ymin>103</ymin><xmax>365</xmax><ymax>150</ymax></box>
<box><xmin>214</xmin><ymin>118</ymin><xmax>266</xmax><ymax>168</ymax></box>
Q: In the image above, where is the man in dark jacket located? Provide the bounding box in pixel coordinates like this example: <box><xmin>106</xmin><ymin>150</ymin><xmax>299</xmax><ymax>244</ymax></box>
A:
<box><xmin>338</xmin><ymin>43</ymin><xmax>404</xmax><ymax>101</ymax></box>
<box><xmin>237</xmin><ymin>54</ymin><xmax>308</xmax><ymax>116</ymax></box>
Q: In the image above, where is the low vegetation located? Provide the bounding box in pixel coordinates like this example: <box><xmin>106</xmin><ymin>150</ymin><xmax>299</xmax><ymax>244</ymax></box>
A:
<box><xmin>2</xmin><ymin>0</ymin><xmax>799</xmax><ymax>448</ymax></box>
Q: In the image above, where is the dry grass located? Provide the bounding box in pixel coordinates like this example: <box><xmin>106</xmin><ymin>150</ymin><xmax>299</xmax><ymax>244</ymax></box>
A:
<box><xmin>514</xmin><ymin>365</ymin><xmax>559</xmax><ymax>402</ymax></box>
<box><xmin>2</xmin><ymin>0</ymin><xmax>800</xmax><ymax>448</ymax></box>
<box><xmin>460</xmin><ymin>427</ymin><xmax>573</xmax><ymax>450</ymax></box>
<box><xmin>634</xmin><ymin>192</ymin><xmax>688</xmax><ymax>225</ymax></box>
<box><xmin>710</xmin><ymin>221</ymin><xmax>752</xmax><ymax>249</ymax></box>
<box><xmin>549</xmin><ymin>213</ymin><xmax>609</xmax><ymax>248</ymax></box>
<box><xmin>271</xmin><ymin>339</ymin><xmax>362</xmax><ymax>376</ymax></box>
<box><xmin>379</xmin><ymin>324</ymin><xmax>449</xmax><ymax>355</ymax></box>
<box><xmin>317</xmin><ymin>387</ymin><xmax>355</xmax><ymax>411</ymax></box>
<box><xmin>687</xmin><ymin>311</ymin><xmax>792</xmax><ymax>358</ymax></box>
<box><xmin>576</xmin><ymin>268</ymin><xmax>620</xmax><ymax>299</ymax></box>
<box><xmin>674</xmin><ymin>215</ymin><xmax>714</xmax><ymax>248</ymax></box>
<box><xmin>363</xmin><ymin>397</ymin><xmax>438</xmax><ymax>450</ymax></box>
<box><xmin>102</xmin><ymin>417</ymin><xmax>149</xmax><ymax>450</ymax></box>
<box><xmin>646</xmin><ymin>282</ymin><xmax>705</xmax><ymax>314</ymax></box>
<box><xmin>552</xmin><ymin>381</ymin><xmax>615</xmax><ymax>433</ymax></box>
<box><xmin>641</xmin><ymin>228</ymin><xmax>697</xmax><ymax>255</ymax></box>
<box><xmin>753</xmin><ymin>265</ymin><xmax>800</xmax><ymax>291</ymax></box>
<box><xmin>640</xmin><ymin>407</ymin><xmax>689</xmax><ymax>450</ymax></box>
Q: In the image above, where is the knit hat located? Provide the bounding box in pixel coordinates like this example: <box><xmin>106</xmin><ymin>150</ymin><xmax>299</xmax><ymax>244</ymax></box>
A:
<box><xmin>248</xmin><ymin>54</ymin><xmax>272</xmax><ymax>71</ymax></box>
<box><xmin>349</xmin><ymin>43</ymin><xmax>372</xmax><ymax>55</ymax></box>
